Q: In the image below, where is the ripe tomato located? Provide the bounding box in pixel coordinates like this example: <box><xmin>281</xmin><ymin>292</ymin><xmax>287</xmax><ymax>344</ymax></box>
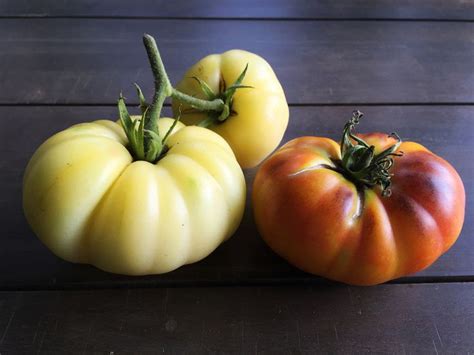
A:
<box><xmin>252</xmin><ymin>112</ymin><xmax>465</xmax><ymax>285</ymax></box>
<box><xmin>172</xmin><ymin>50</ymin><xmax>289</xmax><ymax>169</ymax></box>
<box><xmin>23</xmin><ymin>118</ymin><xmax>246</xmax><ymax>275</ymax></box>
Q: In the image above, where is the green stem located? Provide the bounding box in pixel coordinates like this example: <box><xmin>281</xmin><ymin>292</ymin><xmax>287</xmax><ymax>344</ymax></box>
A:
<box><xmin>171</xmin><ymin>88</ymin><xmax>225</xmax><ymax>112</ymax></box>
<box><xmin>142</xmin><ymin>34</ymin><xmax>173</xmax><ymax>134</ymax></box>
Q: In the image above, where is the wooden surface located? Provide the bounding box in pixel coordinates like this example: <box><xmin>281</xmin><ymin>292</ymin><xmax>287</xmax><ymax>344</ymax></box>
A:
<box><xmin>2</xmin><ymin>0</ymin><xmax>474</xmax><ymax>20</ymax></box>
<box><xmin>1</xmin><ymin>105</ymin><xmax>473</xmax><ymax>290</ymax></box>
<box><xmin>0</xmin><ymin>19</ymin><xmax>473</xmax><ymax>104</ymax></box>
<box><xmin>1</xmin><ymin>283</ymin><xmax>473</xmax><ymax>353</ymax></box>
<box><xmin>1</xmin><ymin>1</ymin><xmax>473</xmax><ymax>352</ymax></box>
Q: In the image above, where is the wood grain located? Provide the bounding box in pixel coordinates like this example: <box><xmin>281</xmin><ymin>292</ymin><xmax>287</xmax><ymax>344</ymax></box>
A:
<box><xmin>0</xmin><ymin>19</ymin><xmax>473</xmax><ymax>104</ymax></box>
<box><xmin>1</xmin><ymin>0</ymin><xmax>473</xmax><ymax>20</ymax></box>
<box><xmin>0</xmin><ymin>283</ymin><xmax>473</xmax><ymax>353</ymax></box>
<box><xmin>1</xmin><ymin>105</ymin><xmax>472</xmax><ymax>289</ymax></box>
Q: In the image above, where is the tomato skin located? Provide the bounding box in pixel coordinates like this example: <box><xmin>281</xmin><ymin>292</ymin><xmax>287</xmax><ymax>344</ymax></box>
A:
<box><xmin>252</xmin><ymin>133</ymin><xmax>465</xmax><ymax>285</ymax></box>
<box><xmin>23</xmin><ymin>118</ymin><xmax>246</xmax><ymax>275</ymax></box>
<box><xmin>172</xmin><ymin>50</ymin><xmax>289</xmax><ymax>169</ymax></box>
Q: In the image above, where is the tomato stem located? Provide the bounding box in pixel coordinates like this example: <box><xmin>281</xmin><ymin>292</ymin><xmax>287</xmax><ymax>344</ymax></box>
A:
<box><xmin>117</xmin><ymin>33</ymin><xmax>249</xmax><ymax>162</ymax></box>
<box><xmin>339</xmin><ymin>110</ymin><xmax>403</xmax><ymax>196</ymax></box>
<box><xmin>171</xmin><ymin>88</ymin><xmax>225</xmax><ymax>112</ymax></box>
<box><xmin>142</xmin><ymin>34</ymin><xmax>173</xmax><ymax>135</ymax></box>
<box><xmin>143</xmin><ymin>35</ymin><xmax>234</xmax><ymax>123</ymax></box>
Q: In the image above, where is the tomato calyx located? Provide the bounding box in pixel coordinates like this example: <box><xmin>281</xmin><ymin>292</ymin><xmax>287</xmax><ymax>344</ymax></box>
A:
<box><xmin>118</xmin><ymin>34</ymin><xmax>180</xmax><ymax>163</ymax></box>
<box><xmin>338</xmin><ymin>110</ymin><xmax>403</xmax><ymax>196</ymax></box>
<box><xmin>185</xmin><ymin>64</ymin><xmax>253</xmax><ymax>128</ymax></box>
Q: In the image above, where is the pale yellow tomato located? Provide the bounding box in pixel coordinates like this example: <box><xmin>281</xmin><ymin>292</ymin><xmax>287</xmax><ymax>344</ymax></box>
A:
<box><xmin>23</xmin><ymin>118</ymin><xmax>246</xmax><ymax>275</ymax></box>
<box><xmin>172</xmin><ymin>50</ymin><xmax>289</xmax><ymax>168</ymax></box>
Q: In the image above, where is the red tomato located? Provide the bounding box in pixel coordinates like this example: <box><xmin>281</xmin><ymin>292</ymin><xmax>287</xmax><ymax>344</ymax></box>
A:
<box><xmin>252</xmin><ymin>111</ymin><xmax>465</xmax><ymax>285</ymax></box>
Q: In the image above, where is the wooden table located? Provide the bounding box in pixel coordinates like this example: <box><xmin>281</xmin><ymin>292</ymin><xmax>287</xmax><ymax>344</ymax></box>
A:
<box><xmin>1</xmin><ymin>1</ymin><xmax>473</xmax><ymax>352</ymax></box>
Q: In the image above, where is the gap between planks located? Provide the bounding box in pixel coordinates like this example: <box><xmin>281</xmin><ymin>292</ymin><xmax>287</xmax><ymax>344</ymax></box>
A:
<box><xmin>1</xmin><ymin>103</ymin><xmax>474</xmax><ymax>108</ymax></box>
<box><xmin>1</xmin><ymin>275</ymin><xmax>473</xmax><ymax>292</ymax></box>
<box><xmin>0</xmin><ymin>16</ymin><xmax>473</xmax><ymax>22</ymax></box>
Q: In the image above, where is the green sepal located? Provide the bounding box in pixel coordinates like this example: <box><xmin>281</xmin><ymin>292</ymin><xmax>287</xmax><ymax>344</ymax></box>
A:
<box><xmin>222</xmin><ymin>64</ymin><xmax>250</xmax><ymax>102</ymax></box>
<box><xmin>343</xmin><ymin>145</ymin><xmax>366</xmax><ymax>171</ymax></box>
<box><xmin>216</xmin><ymin>64</ymin><xmax>252</xmax><ymax>122</ymax></box>
<box><xmin>353</xmin><ymin>145</ymin><xmax>375</xmax><ymax>171</ymax></box>
<box><xmin>374</xmin><ymin>132</ymin><xmax>403</xmax><ymax>163</ymax></box>
<box><xmin>162</xmin><ymin>109</ymin><xmax>182</xmax><ymax>145</ymax></box>
<box><xmin>118</xmin><ymin>93</ymin><xmax>147</xmax><ymax>160</ymax></box>
<box><xmin>226</xmin><ymin>84</ymin><xmax>254</xmax><ymax>91</ymax></box>
<box><xmin>119</xmin><ymin>94</ymin><xmax>142</xmax><ymax>160</ymax></box>
<box><xmin>225</xmin><ymin>63</ymin><xmax>248</xmax><ymax>94</ymax></box>
<box><xmin>118</xmin><ymin>93</ymin><xmax>133</xmax><ymax>133</ymax></box>
<box><xmin>192</xmin><ymin>76</ymin><xmax>216</xmax><ymax>100</ymax></box>
<box><xmin>134</xmin><ymin>83</ymin><xmax>149</xmax><ymax>115</ymax></box>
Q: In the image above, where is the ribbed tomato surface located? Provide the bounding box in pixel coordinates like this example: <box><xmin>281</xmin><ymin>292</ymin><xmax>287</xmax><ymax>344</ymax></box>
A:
<box><xmin>252</xmin><ymin>133</ymin><xmax>465</xmax><ymax>285</ymax></box>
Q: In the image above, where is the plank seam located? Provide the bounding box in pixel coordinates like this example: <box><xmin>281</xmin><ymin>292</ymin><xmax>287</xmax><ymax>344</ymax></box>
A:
<box><xmin>0</xmin><ymin>275</ymin><xmax>473</xmax><ymax>291</ymax></box>
<box><xmin>0</xmin><ymin>16</ymin><xmax>473</xmax><ymax>22</ymax></box>
<box><xmin>0</xmin><ymin>103</ymin><xmax>473</xmax><ymax>107</ymax></box>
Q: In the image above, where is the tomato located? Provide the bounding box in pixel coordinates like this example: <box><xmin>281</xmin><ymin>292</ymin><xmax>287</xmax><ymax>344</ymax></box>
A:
<box><xmin>23</xmin><ymin>118</ymin><xmax>246</xmax><ymax>275</ymax></box>
<box><xmin>171</xmin><ymin>50</ymin><xmax>289</xmax><ymax>169</ymax></box>
<box><xmin>252</xmin><ymin>112</ymin><xmax>465</xmax><ymax>285</ymax></box>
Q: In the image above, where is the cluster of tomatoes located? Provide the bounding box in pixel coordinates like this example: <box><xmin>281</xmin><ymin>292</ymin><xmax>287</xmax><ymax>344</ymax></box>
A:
<box><xmin>23</xmin><ymin>35</ymin><xmax>465</xmax><ymax>285</ymax></box>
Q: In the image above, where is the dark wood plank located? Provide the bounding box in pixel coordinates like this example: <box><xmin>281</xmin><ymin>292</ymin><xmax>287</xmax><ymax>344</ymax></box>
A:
<box><xmin>1</xmin><ymin>105</ymin><xmax>472</xmax><ymax>289</ymax></box>
<box><xmin>0</xmin><ymin>283</ymin><xmax>473</xmax><ymax>353</ymax></box>
<box><xmin>1</xmin><ymin>0</ymin><xmax>474</xmax><ymax>20</ymax></box>
<box><xmin>0</xmin><ymin>19</ymin><xmax>473</xmax><ymax>104</ymax></box>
